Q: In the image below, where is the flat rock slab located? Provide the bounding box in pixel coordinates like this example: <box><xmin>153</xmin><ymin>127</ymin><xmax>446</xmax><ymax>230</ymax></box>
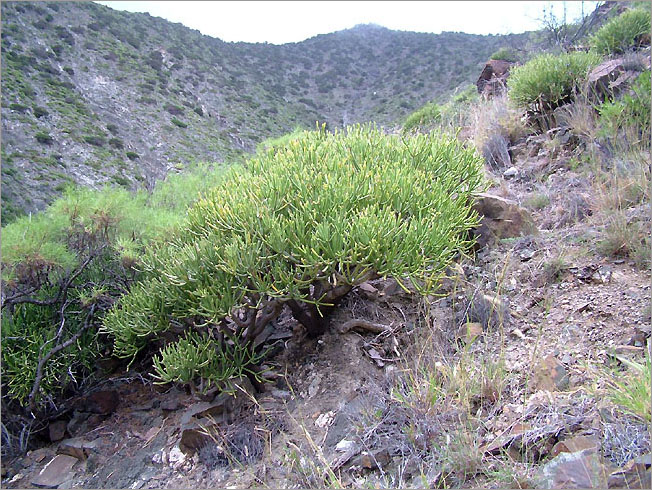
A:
<box><xmin>31</xmin><ymin>454</ymin><xmax>79</xmax><ymax>488</ymax></box>
<box><xmin>539</xmin><ymin>450</ymin><xmax>608</xmax><ymax>489</ymax></box>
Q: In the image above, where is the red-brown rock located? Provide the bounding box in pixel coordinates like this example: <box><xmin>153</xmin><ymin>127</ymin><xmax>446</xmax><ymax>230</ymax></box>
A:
<box><xmin>477</xmin><ymin>59</ymin><xmax>513</xmax><ymax>97</ymax></box>
<box><xmin>81</xmin><ymin>390</ymin><xmax>119</xmax><ymax>415</ymax></box>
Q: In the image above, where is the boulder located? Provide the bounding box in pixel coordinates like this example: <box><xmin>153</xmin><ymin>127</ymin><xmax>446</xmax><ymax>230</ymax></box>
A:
<box><xmin>587</xmin><ymin>59</ymin><xmax>640</xmax><ymax>101</ymax></box>
<box><xmin>179</xmin><ymin>419</ymin><xmax>214</xmax><ymax>455</ymax></box>
<box><xmin>472</xmin><ymin>193</ymin><xmax>537</xmax><ymax>248</ymax></box>
<box><xmin>80</xmin><ymin>390</ymin><xmax>119</xmax><ymax>415</ymax></box>
<box><xmin>48</xmin><ymin>420</ymin><xmax>67</xmax><ymax>442</ymax></box>
<box><xmin>30</xmin><ymin>454</ymin><xmax>79</xmax><ymax>488</ymax></box>
<box><xmin>538</xmin><ymin>450</ymin><xmax>608</xmax><ymax>489</ymax></box>
<box><xmin>477</xmin><ymin>59</ymin><xmax>512</xmax><ymax>98</ymax></box>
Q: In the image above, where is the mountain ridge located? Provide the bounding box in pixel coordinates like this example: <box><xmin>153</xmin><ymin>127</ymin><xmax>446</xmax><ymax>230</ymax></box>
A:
<box><xmin>1</xmin><ymin>1</ymin><xmax>536</xmax><ymax>220</ymax></box>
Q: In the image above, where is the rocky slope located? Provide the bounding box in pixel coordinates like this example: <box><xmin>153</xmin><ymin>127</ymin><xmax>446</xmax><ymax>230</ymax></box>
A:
<box><xmin>1</xmin><ymin>1</ymin><xmax>535</xmax><ymax>220</ymax></box>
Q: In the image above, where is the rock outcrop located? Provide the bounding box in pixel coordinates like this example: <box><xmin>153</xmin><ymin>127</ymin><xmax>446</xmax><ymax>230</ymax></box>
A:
<box><xmin>476</xmin><ymin>59</ymin><xmax>513</xmax><ymax>98</ymax></box>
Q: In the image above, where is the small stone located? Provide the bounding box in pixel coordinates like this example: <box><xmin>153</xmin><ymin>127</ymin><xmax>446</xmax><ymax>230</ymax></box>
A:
<box><xmin>457</xmin><ymin>322</ymin><xmax>483</xmax><ymax>344</ymax></box>
<box><xmin>315</xmin><ymin>411</ymin><xmax>335</xmax><ymax>428</ymax></box>
<box><xmin>335</xmin><ymin>439</ymin><xmax>357</xmax><ymax>452</ymax></box>
<box><xmin>271</xmin><ymin>389</ymin><xmax>291</xmax><ymax>400</ymax></box>
<box><xmin>31</xmin><ymin>455</ymin><xmax>79</xmax><ymax>488</ymax></box>
<box><xmin>503</xmin><ymin>166</ymin><xmax>518</xmax><ymax>179</ymax></box>
<box><xmin>27</xmin><ymin>448</ymin><xmax>50</xmax><ymax>464</ymax></box>
<box><xmin>359</xmin><ymin>449</ymin><xmax>391</xmax><ymax>469</ymax></box>
<box><xmin>160</xmin><ymin>398</ymin><xmax>181</xmax><ymax>411</ymax></box>
<box><xmin>168</xmin><ymin>445</ymin><xmax>186</xmax><ymax>465</ymax></box>
<box><xmin>48</xmin><ymin>420</ymin><xmax>67</xmax><ymax>442</ymax></box>
<box><xmin>519</xmin><ymin>248</ymin><xmax>535</xmax><ymax>261</ymax></box>
<box><xmin>81</xmin><ymin>390</ymin><xmax>119</xmax><ymax>415</ymax></box>
<box><xmin>550</xmin><ymin>435</ymin><xmax>600</xmax><ymax>458</ymax></box>
<box><xmin>358</xmin><ymin>282</ymin><xmax>379</xmax><ymax>300</ymax></box>
<box><xmin>534</xmin><ymin>355</ymin><xmax>569</xmax><ymax>392</ymax></box>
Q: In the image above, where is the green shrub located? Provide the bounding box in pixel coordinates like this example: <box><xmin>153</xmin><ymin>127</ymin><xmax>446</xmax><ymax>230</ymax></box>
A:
<box><xmin>402</xmin><ymin>102</ymin><xmax>442</xmax><ymax>133</ymax></box>
<box><xmin>9</xmin><ymin>103</ymin><xmax>29</xmax><ymax>113</ymax></box>
<box><xmin>103</xmin><ymin>125</ymin><xmax>485</xmax><ymax>389</ymax></box>
<box><xmin>590</xmin><ymin>8</ymin><xmax>651</xmax><ymax>55</ymax></box>
<box><xmin>598</xmin><ymin>70</ymin><xmax>651</xmax><ymax>140</ymax></box>
<box><xmin>35</xmin><ymin>131</ymin><xmax>53</xmax><ymax>144</ymax></box>
<box><xmin>508</xmin><ymin>52</ymin><xmax>602</xmax><ymax>110</ymax></box>
<box><xmin>152</xmin><ymin>331</ymin><xmax>266</xmax><ymax>393</ymax></box>
<box><xmin>33</xmin><ymin>106</ymin><xmax>49</xmax><ymax>118</ymax></box>
<box><xmin>1</xmin><ymin>180</ymin><xmax>210</xmax><ymax>415</ymax></box>
<box><xmin>256</xmin><ymin>126</ymin><xmax>307</xmax><ymax>153</ymax></box>
<box><xmin>171</xmin><ymin>117</ymin><xmax>188</xmax><ymax>128</ymax></box>
<box><xmin>83</xmin><ymin>135</ymin><xmax>106</xmax><ymax>146</ymax></box>
<box><xmin>126</xmin><ymin>151</ymin><xmax>139</xmax><ymax>160</ymax></box>
<box><xmin>108</xmin><ymin>137</ymin><xmax>124</xmax><ymax>149</ymax></box>
<box><xmin>490</xmin><ymin>47</ymin><xmax>519</xmax><ymax>62</ymax></box>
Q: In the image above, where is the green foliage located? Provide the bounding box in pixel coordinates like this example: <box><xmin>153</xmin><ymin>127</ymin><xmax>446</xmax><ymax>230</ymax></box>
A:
<box><xmin>108</xmin><ymin>137</ymin><xmax>124</xmax><ymax>149</ymax></box>
<box><xmin>401</xmin><ymin>85</ymin><xmax>479</xmax><ymax>135</ymax></box>
<box><xmin>103</xmin><ymin>125</ymin><xmax>485</xmax><ymax>385</ymax></box>
<box><xmin>590</xmin><ymin>8</ymin><xmax>651</xmax><ymax>55</ymax></box>
<box><xmin>9</xmin><ymin>103</ymin><xmax>29</xmax><ymax>113</ymax></box>
<box><xmin>83</xmin><ymin>135</ymin><xmax>106</xmax><ymax>146</ymax></box>
<box><xmin>35</xmin><ymin>132</ymin><xmax>53</xmax><ymax>144</ymax></box>
<box><xmin>33</xmin><ymin>106</ymin><xmax>49</xmax><ymax>118</ymax></box>
<box><xmin>256</xmin><ymin>126</ymin><xmax>307</xmax><ymax>153</ymax></box>
<box><xmin>126</xmin><ymin>151</ymin><xmax>139</xmax><ymax>160</ymax></box>
<box><xmin>1</xmin><ymin>168</ymin><xmax>229</xmax><ymax>411</ymax></box>
<box><xmin>604</xmin><ymin>354</ymin><xmax>651</xmax><ymax>422</ymax></box>
<box><xmin>152</xmin><ymin>331</ymin><xmax>266</xmax><ymax>392</ymax></box>
<box><xmin>402</xmin><ymin>102</ymin><xmax>442</xmax><ymax>133</ymax></box>
<box><xmin>171</xmin><ymin>117</ymin><xmax>188</xmax><ymax>128</ymax></box>
<box><xmin>598</xmin><ymin>70</ymin><xmax>651</xmax><ymax>140</ymax></box>
<box><xmin>508</xmin><ymin>52</ymin><xmax>602</xmax><ymax>109</ymax></box>
<box><xmin>490</xmin><ymin>47</ymin><xmax>519</xmax><ymax>62</ymax></box>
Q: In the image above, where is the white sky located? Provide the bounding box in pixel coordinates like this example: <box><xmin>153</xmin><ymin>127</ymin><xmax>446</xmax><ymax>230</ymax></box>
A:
<box><xmin>96</xmin><ymin>1</ymin><xmax>601</xmax><ymax>44</ymax></box>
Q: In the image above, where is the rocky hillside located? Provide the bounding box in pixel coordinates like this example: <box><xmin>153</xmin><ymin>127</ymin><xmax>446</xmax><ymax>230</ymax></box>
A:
<box><xmin>1</xmin><ymin>1</ymin><xmax>534</xmax><ymax>220</ymax></box>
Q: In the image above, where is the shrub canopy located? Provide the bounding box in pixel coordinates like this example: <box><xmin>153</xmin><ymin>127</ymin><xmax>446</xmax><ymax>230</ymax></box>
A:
<box><xmin>1</xmin><ymin>164</ymin><xmax>227</xmax><ymax>410</ymax></box>
<box><xmin>590</xmin><ymin>8</ymin><xmax>651</xmax><ymax>55</ymax></box>
<box><xmin>508</xmin><ymin>51</ymin><xmax>602</xmax><ymax>110</ymax></box>
<box><xmin>103</xmin><ymin>125</ymin><xmax>485</xmax><ymax>390</ymax></box>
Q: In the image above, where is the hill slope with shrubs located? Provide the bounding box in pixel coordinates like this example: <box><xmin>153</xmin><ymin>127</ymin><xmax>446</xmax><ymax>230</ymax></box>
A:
<box><xmin>1</xmin><ymin>1</ymin><xmax>533</xmax><ymax>220</ymax></box>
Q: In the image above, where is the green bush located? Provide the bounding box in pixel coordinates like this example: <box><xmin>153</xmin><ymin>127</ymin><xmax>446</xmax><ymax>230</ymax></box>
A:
<box><xmin>152</xmin><ymin>331</ymin><xmax>267</xmax><ymax>392</ymax></box>
<box><xmin>126</xmin><ymin>151</ymin><xmax>139</xmax><ymax>160</ymax></box>
<box><xmin>33</xmin><ymin>106</ymin><xmax>49</xmax><ymax>118</ymax></box>
<box><xmin>9</xmin><ymin>103</ymin><xmax>29</xmax><ymax>113</ymax></box>
<box><xmin>590</xmin><ymin>8</ymin><xmax>651</xmax><ymax>55</ymax></box>
<box><xmin>598</xmin><ymin>70</ymin><xmax>651</xmax><ymax>139</ymax></box>
<box><xmin>508</xmin><ymin>52</ymin><xmax>602</xmax><ymax>110</ymax></box>
<box><xmin>402</xmin><ymin>102</ymin><xmax>442</xmax><ymax>133</ymax></box>
<box><xmin>35</xmin><ymin>131</ymin><xmax>53</xmax><ymax>144</ymax></box>
<box><xmin>108</xmin><ymin>137</ymin><xmax>124</xmax><ymax>149</ymax></box>
<box><xmin>103</xmin><ymin>125</ymin><xmax>485</xmax><ymax>391</ymax></box>
<box><xmin>171</xmin><ymin>117</ymin><xmax>188</xmax><ymax>128</ymax></box>
<box><xmin>1</xmin><ymin>166</ymin><xmax>229</xmax><ymax>416</ymax></box>
<box><xmin>83</xmin><ymin>135</ymin><xmax>106</xmax><ymax>146</ymax></box>
<box><xmin>490</xmin><ymin>47</ymin><xmax>519</xmax><ymax>62</ymax></box>
<box><xmin>256</xmin><ymin>126</ymin><xmax>307</xmax><ymax>153</ymax></box>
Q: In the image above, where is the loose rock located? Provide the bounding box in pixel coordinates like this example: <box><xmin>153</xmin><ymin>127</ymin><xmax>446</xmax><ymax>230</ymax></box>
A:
<box><xmin>31</xmin><ymin>454</ymin><xmax>79</xmax><ymax>488</ymax></box>
<box><xmin>538</xmin><ymin>450</ymin><xmax>608</xmax><ymax>489</ymax></box>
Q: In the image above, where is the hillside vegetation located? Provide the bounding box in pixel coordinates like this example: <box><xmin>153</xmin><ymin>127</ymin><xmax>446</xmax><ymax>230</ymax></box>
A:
<box><xmin>0</xmin><ymin>1</ymin><xmax>532</xmax><ymax>220</ymax></box>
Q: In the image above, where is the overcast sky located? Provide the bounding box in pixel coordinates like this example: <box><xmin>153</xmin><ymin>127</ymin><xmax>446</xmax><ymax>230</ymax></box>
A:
<box><xmin>97</xmin><ymin>1</ymin><xmax>601</xmax><ymax>44</ymax></box>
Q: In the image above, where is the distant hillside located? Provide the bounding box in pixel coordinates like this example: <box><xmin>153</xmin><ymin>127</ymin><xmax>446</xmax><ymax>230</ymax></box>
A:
<box><xmin>1</xmin><ymin>1</ymin><xmax>535</xmax><ymax>220</ymax></box>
